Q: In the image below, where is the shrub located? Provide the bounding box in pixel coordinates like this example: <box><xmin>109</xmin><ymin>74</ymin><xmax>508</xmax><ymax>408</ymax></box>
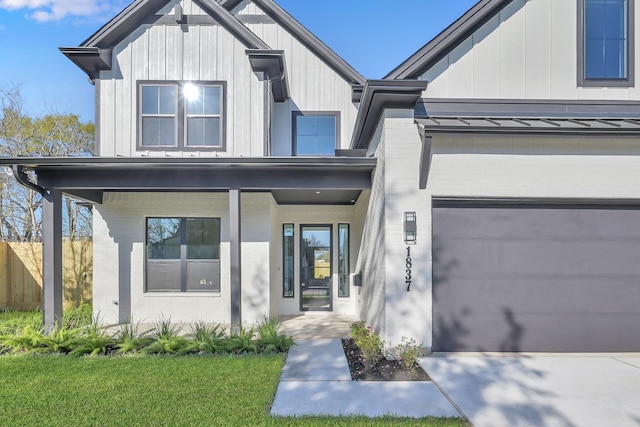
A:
<box><xmin>396</xmin><ymin>336</ymin><xmax>423</xmax><ymax>370</ymax></box>
<box><xmin>350</xmin><ymin>321</ymin><xmax>383</xmax><ymax>372</ymax></box>
<box><xmin>256</xmin><ymin>315</ymin><xmax>294</xmax><ymax>353</ymax></box>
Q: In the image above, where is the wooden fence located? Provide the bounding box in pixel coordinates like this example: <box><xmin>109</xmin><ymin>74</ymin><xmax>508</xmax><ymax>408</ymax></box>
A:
<box><xmin>0</xmin><ymin>241</ymin><xmax>93</xmax><ymax>310</ymax></box>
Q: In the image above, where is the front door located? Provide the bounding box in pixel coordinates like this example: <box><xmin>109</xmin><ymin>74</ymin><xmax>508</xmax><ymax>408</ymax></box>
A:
<box><xmin>300</xmin><ymin>225</ymin><xmax>332</xmax><ymax>311</ymax></box>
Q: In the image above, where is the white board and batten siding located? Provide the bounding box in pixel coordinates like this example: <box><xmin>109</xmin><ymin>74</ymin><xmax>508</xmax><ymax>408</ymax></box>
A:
<box><xmin>239</xmin><ymin>2</ymin><xmax>359</xmax><ymax>156</ymax></box>
<box><xmin>98</xmin><ymin>0</ymin><xmax>265</xmax><ymax>158</ymax></box>
<box><xmin>421</xmin><ymin>0</ymin><xmax>640</xmax><ymax>100</ymax></box>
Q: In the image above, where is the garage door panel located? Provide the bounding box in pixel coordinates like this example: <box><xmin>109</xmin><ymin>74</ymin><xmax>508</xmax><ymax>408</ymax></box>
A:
<box><xmin>433</xmin><ymin>202</ymin><xmax>640</xmax><ymax>352</ymax></box>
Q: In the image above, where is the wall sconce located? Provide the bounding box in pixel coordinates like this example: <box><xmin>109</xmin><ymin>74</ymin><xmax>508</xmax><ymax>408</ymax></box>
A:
<box><xmin>404</xmin><ymin>211</ymin><xmax>417</xmax><ymax>244</ymax></box>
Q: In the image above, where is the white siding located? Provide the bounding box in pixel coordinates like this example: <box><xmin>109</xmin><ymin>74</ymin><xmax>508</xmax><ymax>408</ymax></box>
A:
<box><xmin>244</xmin><ymin>9</ymin><xmax>359</xmax><ymax>156</ymax></box>
<box><xmin>420</xmin><ymin>0</ymin><xmax>640</xmax><ymax>100</ymax></box>
<box><xmin>97</xmin><ymin>0</ymin><xmax>265</xmax><ymax>157</ymax></box>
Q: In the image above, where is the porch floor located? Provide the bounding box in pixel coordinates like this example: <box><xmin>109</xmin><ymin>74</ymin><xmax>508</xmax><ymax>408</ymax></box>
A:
<box><xmin>278</xmin><ymin>314</ymin><xmax>357</xmax><ymax>339</ymax></box>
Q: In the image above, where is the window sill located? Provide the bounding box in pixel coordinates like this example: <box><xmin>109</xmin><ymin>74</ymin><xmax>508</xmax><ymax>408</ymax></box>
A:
<box><xmin>143</xmin><ymin>292</ymin><xmax>222</xmax><ymax>298</ymax></box>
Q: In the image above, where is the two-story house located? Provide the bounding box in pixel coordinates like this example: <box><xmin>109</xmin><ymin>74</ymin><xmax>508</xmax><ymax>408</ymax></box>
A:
<box><xmin>3</xmin><ymin>0</ymin><xmax>640</xmax><ymax>353</ymax></box>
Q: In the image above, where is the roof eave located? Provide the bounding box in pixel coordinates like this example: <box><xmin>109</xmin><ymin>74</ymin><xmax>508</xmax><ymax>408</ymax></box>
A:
<box><xmin>225</xmin><ymin>0</ymin><xmax>366</xmax><ymax>86</ymax></box>
<box><xmin>59</xmin><ymin>47</ymin><xmax>112</xmax><ymax>81</ymax></box>
<box><xmin>350</xmin><ymin>80</ymin><xmax>429</xmax><ymax>150</ymax></box>
<box><xmin>386</xmin><ymin>0</ymin><xmax>514</xmax><ymax>80</ymax></box>
<box><xmin>246</xmin><ymin>49</ymin><xmax>290</xmax><ymax>101</ymax></box>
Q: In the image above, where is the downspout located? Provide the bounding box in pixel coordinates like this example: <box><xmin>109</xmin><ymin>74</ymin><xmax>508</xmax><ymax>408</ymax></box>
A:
<box><xmin>11</xmin><ymin>165</ymin><xmax>46</xmax><ymax>195</ymax></box>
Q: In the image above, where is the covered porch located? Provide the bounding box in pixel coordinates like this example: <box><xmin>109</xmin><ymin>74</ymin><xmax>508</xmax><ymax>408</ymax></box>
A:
<box><xmin>0</xmin><ymin>156</ymin><xmax>375</xmax><ymax>327</ymax></box>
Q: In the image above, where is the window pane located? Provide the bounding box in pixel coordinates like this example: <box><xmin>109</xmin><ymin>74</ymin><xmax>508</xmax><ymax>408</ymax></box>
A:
<box><xmin>295</xmin><ymin>114</ymin><xmax>337</xmax><ymax>156</ymax></box>
<box><xmin>187</xmin><ymin>117</ymin><xmax>221</xmax><ymax>147</ymax></box>
<box><xmin>315</xmin><ymin>117</ymin><xmax>336</xmax><ymax>136</ymax></box>
<box><xmin>338</xmin><ymin>224</ymin><xmax>349</xmax><ymax>298</ymax></box>
<box><xmin>186</xmin><ymin>87</ymin><xmax>204</xmax><ymax>115</ymax></box>
<box><xmin>159</xmin><ymin>86</ymin><xmax>176</xmax><ymax>114</ymax></box>
<box><xmin>142</xmin><ymin>117</ymin><xmax>175</xmax><ymax>146</ymax></box>
<box><xmin>186</xmin><ymin>260</ymin><xmax>220</xmax><ymax>292</ymax></box>
<box><xmin>585</xmin><ymin>0</ymin><xmax>628</xmax><ymax>79</ymax></box>
<box><xmin>142</xmin><ymin>86</ymin><xmax>159</xmax><ymax>115</ymax></box>
<box><xmin>186</xmin><ymin>218</ymin><xmax>220</xmax><ymax>260</ymax></box>
<box><xmin>203</xmin><ymin>86</ymin><xmax>221</xmax><ymax>115</ymax></box>
<box><xmin>146</xmin><ymin>260</ymin><xmax>181</xmax><ymax>291</ymax></box>
<box><xmin>296</xmin><ymin>116</ymin><xmax>316</xmax><ymax>136</ymax></box>
<box><xmin>147</xmin><ymin>218</ymin><xmax>181</xmax><ymax>260</ymax></box>
<box><xmin>283</xmin><ymin>224</ymin><xmax>294</xmax><ymax>298</ymax></box>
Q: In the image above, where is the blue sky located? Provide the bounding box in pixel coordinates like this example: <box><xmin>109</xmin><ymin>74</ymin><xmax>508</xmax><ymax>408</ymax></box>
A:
<box><xmin>0</xmin><ymin>0</ymin><xmax>477</xmax><ymax>123</ymax></box>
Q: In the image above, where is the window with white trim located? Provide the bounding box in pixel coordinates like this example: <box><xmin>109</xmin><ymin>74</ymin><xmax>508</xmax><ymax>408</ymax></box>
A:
<box><xmin>139</xmin><ymin>81</ymin><xmax>225</xmax><ymax>150</ymax></box>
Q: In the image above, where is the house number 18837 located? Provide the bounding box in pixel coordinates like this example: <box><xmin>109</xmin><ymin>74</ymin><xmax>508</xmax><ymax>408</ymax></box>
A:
<box><xmin>405</xmin><ymin>246</ymin><xmax>412</xmax><ymax>291</ymax></box>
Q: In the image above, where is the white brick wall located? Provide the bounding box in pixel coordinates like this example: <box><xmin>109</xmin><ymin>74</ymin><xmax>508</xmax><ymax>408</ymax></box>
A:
<box><xmin>93</xmin><ymin>192</ymin><xmax>274</xmax><ymax>325</ymax></box>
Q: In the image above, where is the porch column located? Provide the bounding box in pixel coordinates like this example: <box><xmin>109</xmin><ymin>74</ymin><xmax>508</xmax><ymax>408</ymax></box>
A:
<box><xmin>42</xmin><ymin>189</ymin><xmax>63</xmax><ymax>327</ymax></box>
<box><xmin>229</xmin><ymin>188</ymin><xmax>242</xmax><ymax>326</ymax></box>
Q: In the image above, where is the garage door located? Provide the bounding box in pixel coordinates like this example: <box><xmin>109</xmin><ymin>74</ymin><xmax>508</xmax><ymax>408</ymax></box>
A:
<box><xmin>432</xmin><ymin>201</ymin><xmax>640</xmax><ymax>352</ymax></box>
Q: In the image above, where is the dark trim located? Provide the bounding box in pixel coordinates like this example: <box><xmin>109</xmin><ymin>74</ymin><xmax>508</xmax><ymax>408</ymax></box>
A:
<box><xmin>264</xmin><ymin>77</ymin><xmax>271</xmax><ymax>156</ymax></box>
<box><xmin>386</xmin><ymin>0</ymin><xmax>514</xmax><ymax>79</ymax></box>
<box><xmin>432</xmin><ymin>196</ymin><xmax>640</xmax><ymax>207</ymax></box>
<box><xmin>78</xmin><ymin>0</ymin><xmax>268</xmax><ymax>51</ymax></box>
<box><xmin>11</xmin><ymin>165</ymin><xmax>45</xmax><ymax>195</ymax></box>
<box><xmin>416</xmin><ymin>98</ymin><xmax>640</xmax><ymax>118</ymax></box>
<box><xmin>282</xmin><ymin>223</ymin><xmax>295</xmax><ymax>298</ymax></box>
<box><xmin>144</xmin><ymin>217</ymin><xmax>221</xmax><ymax>293</ymax></box>
<box><xmin>335</xmin><ymin>149</ymin><xmax>367</xmax><ymax>157</ymax></box>
<box><xmin>195</xmin><ymin>0</ymin><xmax>269</xmax><ymax>49</ymax></box>
<box><xmin>42</xmin><ymin>189</ymin><xmax>63</xmax><ymax>327</ymax></box>
<box><xmin>136</xmin><ymin>80</ymin><xmax>227</xmax><ymax>152</ymax></box>
<box><xmin>237</xmin><ymin>14</ymin><xmax>276</xmax><ymax>24</ymax></box>
<box><xmin>299</xmin><ymin>224</ymin><xmax>333</xmax><ymax>312</ymax></box>
<box><xmin>351</xmin><ymin>85</ymin><xmax>364</xmax><ymax>103</ymax></box>
<box><xmin>219</xmin><ymin>0</ymin><xmax>245</xmax><ymax>11</ymax></box>
<box><xmin>350</xmin><ymin>80</ymin><xmax>429</xmax><ymax>150</ymax></box>
<box><xmin>225</xmin><ymin>0</ymin><xmax>365</xmax><ymax>85</ymax></box>
<box><xmin>59</xmin><ymin>47</ymin><xmax>112</xmax><ymax>82</ymax></box>
<box><xmin>292</xmin><ymin>111</ymin><xmax>341</xmax><ymax>156</ymax></box>
<box><xmin>65</xmin><ymin>190</ymin><xmax>104</xmax><ymax>204</ymax></box>
<box><xmin>578</xmin><ymin>0</ymin><xmax>635</xmax><ymax>88</ymax></box>
<box><xmin>419</xmin><ymin>135</ymin><xmax>432</xmax><ymax>190</ymax></box>
<box><xmin>146</xmin><ymin>14</ymin><xmax>220</xmax><ymax>25</ymax></box>
<box><xmin>246</xmin><ymin>50</ymin><xmax>290</xmax><ymax>102</ymax></box>
<box><xmin>338</xmin><ymin>223</ymin><xmax>350</xmax><ymax>298</ymax></box>
<box><xmin>229</xmin><ymin>189</ymin><xmax>242</xmax><ymax>326</ymax></box>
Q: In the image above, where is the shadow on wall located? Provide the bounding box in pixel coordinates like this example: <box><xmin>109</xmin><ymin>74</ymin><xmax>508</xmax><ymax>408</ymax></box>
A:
<box><xmin>245</xmin><ymin>260</ymin><xmax>269</xmax><ymax>323</ymax></box>
<box><xmin>432</xmin><ymin>235</ymin><xmax>526</xmax><ymax>353</ymax></box>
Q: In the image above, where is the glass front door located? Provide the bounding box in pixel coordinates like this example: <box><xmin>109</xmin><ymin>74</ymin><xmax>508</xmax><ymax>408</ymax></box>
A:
<box><xmin>300</xmin><ymin>225</ymin><xmax>332</xmax><ymax>311</ymax></box>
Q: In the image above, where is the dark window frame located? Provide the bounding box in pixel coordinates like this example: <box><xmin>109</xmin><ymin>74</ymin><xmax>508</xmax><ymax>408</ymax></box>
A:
<box><xmin>338</xmin><ymin>223</ymin><xmax>350</xmax><ymax>298</ymax></box>
<box><xmin>145</xmin><ymin>216</ymin><xmax>221</xmax><ymax>293</ymax></box>
<box><xmin>578</xmin><ymin>0</ymin><xmax>635</xmax><ymax>87</ymax></box>
<box><xmin>137</xmin><ymin>80</ymin><xmax>227</xmax><ymax>151</ymax></box>
<box><xmin>292</xmin><ymin>111</ymin><xmax>340</xmax><ymax>156</ymax></box>
<box><xmin>282</xmin><ymin>223</ymin><xmax>295</xmax><ymax>298</ymax></box>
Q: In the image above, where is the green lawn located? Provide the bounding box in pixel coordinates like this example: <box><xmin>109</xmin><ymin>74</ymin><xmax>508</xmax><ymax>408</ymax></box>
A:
<box><xmin>0</xmin><ymin>355</ymin><xmax>467</xmax><ymax>426</ymax></box>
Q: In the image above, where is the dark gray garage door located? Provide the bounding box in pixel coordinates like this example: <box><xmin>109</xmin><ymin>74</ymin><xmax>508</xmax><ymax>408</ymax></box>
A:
<box><xmin>432</xmin><ymin>201</ymin><xmax>640</xmax><ymax>352</ymax></box>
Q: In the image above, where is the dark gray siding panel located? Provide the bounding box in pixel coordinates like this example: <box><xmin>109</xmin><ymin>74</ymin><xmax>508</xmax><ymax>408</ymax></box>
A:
<box><xmin>432</xmin><ymin>202</ymin><xmax>640</xmax><ymax>352</ymax></box>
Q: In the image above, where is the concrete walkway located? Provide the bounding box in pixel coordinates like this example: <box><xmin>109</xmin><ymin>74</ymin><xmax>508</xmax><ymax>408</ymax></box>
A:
<box><xmin>420</xmin><ymin>355</ymin><xmax>640</xmax><ymax>427</ymax></box>
<box><xmin>270</xmin><ymin>338</ymin><xmax>461</xmax><ymax>418</ymax></box>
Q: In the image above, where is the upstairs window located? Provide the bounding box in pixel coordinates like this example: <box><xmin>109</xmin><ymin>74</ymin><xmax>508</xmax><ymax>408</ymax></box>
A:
<box><xmin>579</xmin><ymin>0</ymin><xmax>634</xmax><ymax>86</ymax></box>
<box><xmin>293</xmin><ymin>112</ymin><xmax>339</xmax><ymax>156</ymax></box>
<box><xmin>139</xmin><ymin>81</ymin><xmax>225</xmax><ymax>150</ymax></box>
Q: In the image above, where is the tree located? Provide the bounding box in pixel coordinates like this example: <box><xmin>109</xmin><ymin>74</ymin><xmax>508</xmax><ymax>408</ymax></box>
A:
<box><xmin>0</xmin><ymin>85</ymin><xmax>95</xmax><ymax>242</ymax></box>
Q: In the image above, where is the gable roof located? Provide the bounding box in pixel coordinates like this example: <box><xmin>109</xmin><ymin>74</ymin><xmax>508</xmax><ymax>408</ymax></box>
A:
<box><xmin>386</xmin><ymin>0</ymin><xmax>514</xmax><ymax>80</ymax></box>
<box><xmin>61</xmin><ymin>0</ymin><xmax>269</xmax><ymax>80</ymax></box>
<box><xmin>221</xmin><ymin>0</ymin><xmax>366</xmax><ymax>86</ymax></box>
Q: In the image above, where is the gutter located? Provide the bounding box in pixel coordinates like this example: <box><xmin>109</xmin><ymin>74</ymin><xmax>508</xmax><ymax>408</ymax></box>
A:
<box><xmin>10</xmin><ymin>165</ymin><xmax>46</xmax><ymax>195</ymax></box>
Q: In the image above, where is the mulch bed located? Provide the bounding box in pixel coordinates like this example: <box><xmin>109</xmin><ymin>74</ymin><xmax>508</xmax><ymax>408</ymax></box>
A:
<box><xmin>341</xmin><ymin>338</ymin><xmax>430</xmax><ymax>381</ymax></box>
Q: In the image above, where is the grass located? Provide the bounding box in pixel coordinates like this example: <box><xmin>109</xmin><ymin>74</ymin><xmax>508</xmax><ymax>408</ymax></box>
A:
<box><xmin>0</xmin><ymin>355</ymin><xmax>467</xmax><ymax>426</ymax></box>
